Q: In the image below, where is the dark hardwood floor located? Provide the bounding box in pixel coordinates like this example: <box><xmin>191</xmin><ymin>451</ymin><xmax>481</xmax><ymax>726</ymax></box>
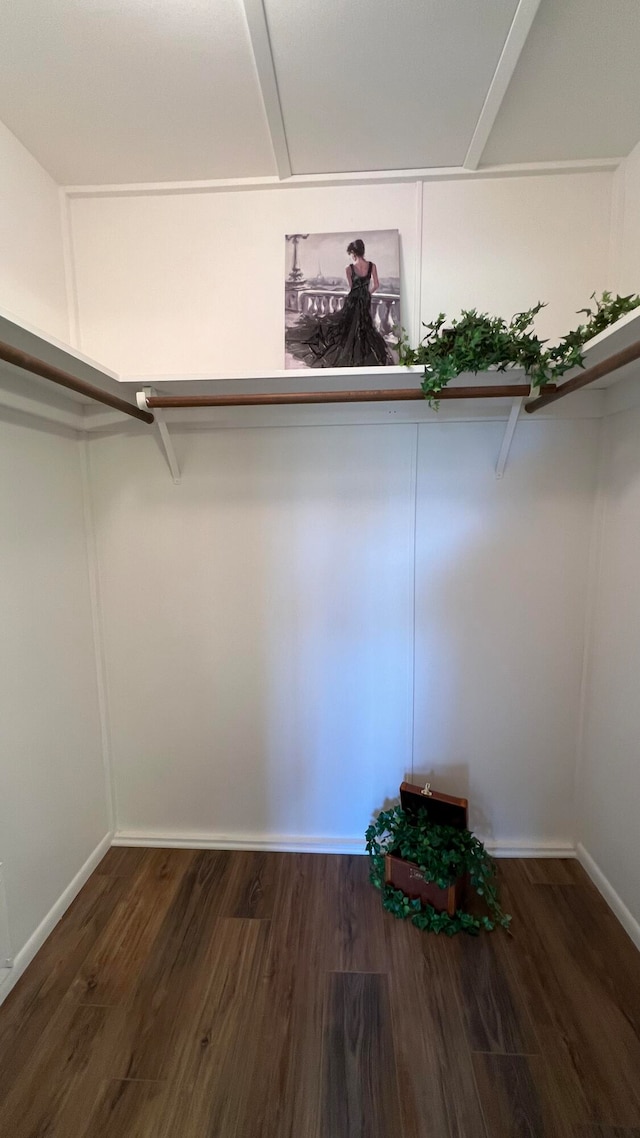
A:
<box><xmin>0</xmin><ymin>849</ymin><xmax>639</xmax><ymax>1137</ymax></box>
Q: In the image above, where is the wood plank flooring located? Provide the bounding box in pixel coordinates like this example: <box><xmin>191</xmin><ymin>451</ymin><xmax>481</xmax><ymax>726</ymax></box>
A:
<box><xmin>0</xmin><ymin>850</ymin><xmax>639</xmax><ymax>1137</ymax></box>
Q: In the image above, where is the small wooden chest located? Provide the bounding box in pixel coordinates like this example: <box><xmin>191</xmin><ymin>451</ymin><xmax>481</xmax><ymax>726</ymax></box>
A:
<box><xmin>384</xmin><ymin>781</ymin><xmax>469</xmax><ymax>917</ymax></box>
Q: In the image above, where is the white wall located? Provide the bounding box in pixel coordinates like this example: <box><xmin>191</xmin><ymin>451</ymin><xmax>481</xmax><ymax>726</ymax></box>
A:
<box><xmin>68</xmin><ymin>171</ymin><xmax>613</xmax><ymax>375</ymax></box>
<box><xmin>0</xmin><ymin>119</ymin><xmax>69</xmax><ymax>341</ymax></box>
<box><xmin>0</xmin><ymin>420</ymin><xmax>108</xmax><ymax>982</ymax></box>
<box><xmin>414</xmin><ymin>417</ymin><xmax>599</xmax><ymax>847</ymax></box>
<box><xmin>421</xmin><ymin>174</ymin><xmax>613</xmax><ymax>346</ymax></box>
<box><xmin>579</xmin><ymin>400</ymin><xmax>640</xmax><ymax>939</ymax></box>
<box><xmin>88</xmin><ymin>415</ymin><xmax>598</xmax><ymax>850</ymax></box>
<box><xmin>69</xmin><ymin>183</ymin><xmax>420</xmax><ymax>374</ymax></box>
<box><xmin>69</xmin><ymin>169</ymin><xmax>612</xmax><ymax>852</ymax></box>
<box><xmin>88</xmin><ymin>426</ymin><xmax>415</xmax><ymax>846</ymax></box>
<box><xmin>615</xmin><ymin>138</ymin><xmax>640</xmax><ymax>297</ymax></box>
<box><xmin>574</xmin><ymin>144</ymin><xmax>640</xmax><ymax>941</ymax></box>
<box><xmin>0</xmin><ymin>145</ymin><xmax>635</xmax><ymax>980</ymax></box>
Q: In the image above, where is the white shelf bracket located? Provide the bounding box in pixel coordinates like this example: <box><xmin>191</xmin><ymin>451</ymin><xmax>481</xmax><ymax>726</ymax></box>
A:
<box><xmin>138</xmin><ymin>387</ymin><xmax>181</xmax><ymax>484</ymax></box>
<box><xmin>495</xmin><ymin>396</ymin><xmax>524</xmax><ymax>479</ymax></box>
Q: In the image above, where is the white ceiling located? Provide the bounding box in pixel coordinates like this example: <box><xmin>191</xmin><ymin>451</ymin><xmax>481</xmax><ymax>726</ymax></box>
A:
<box><xmin>0</xmin><ymin>0</ymin><xmax>276</xmax><ymax>183</ymax></box>
<box><xmin>263</xmin><ymin>0</ymin><xmax>519</xmax><ymax>174</ymax></box>
<box><xmin>483</xmin><ymin>0</ymin><xmax>640</xmax><ymax>165</ymax></box>
<box><xmin>0</xmin><ymin>0</ymin><xmax>639</xmax><ymax>185</ymax></box>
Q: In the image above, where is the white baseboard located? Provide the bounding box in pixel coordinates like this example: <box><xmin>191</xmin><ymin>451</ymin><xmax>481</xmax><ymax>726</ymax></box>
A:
<box><xmin>0</xmin><ymin>831</ymin><xmax>113</xmax><ymax>1008</ymax></box>
<box><xmin>576</xmin><ymin>842</ymin><xmax>640</xmax><ymax>953</ymax></box>
<box><xmin>113</xmin><ymin>831</ymin><xmax>366</xmax><ymax>855</ymax></box>
<box><xmin>487</xmin><ymin>840</ymin><xmax>575</xmax><ymax>858</ymax></box>
<box><xmin>113</xmin><ymin>829</ymin><xmax>576</xmax><ymax>860</ymax></box>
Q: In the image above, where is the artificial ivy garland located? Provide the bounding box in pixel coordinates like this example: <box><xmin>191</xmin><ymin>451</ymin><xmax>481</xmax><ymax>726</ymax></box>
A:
<box><xmin>398</xmin><ymin>291</ymin><xmax>640</xmax><ymax>406</ymax></box>
<box><xmin>365</xmin><ymin>805</ymin><xmax>511</xmax><ymax>936</ymax></box>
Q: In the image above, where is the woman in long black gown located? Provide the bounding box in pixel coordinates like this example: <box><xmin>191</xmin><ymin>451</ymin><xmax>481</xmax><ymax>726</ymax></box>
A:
<box><xmin>286</xmin><ymin>238</ymin><xmax>393</xmax><ymax>368</ymax></box>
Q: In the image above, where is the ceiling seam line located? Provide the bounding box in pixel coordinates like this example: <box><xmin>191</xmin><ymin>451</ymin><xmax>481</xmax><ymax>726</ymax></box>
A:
<box><xmin>241</xmin><ymin>0</ymin><xmax>292</xmax><ymax>180</ymax></box>
<box><xmin>463</xmin><ymin>0</ymin><xmax>543</xmax><ymax>171</ymax></box>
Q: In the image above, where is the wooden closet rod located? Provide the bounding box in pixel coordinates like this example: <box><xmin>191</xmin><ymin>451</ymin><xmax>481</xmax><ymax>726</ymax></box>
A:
<box><xmin>526</xmin><ymin>338</ymin><xmax>640</xmax><ymax>413</ymax></box>
<box><xmin>146</xmin><ymin>383</ymin><xmax>532</xmax><ymax>409</ymax></box>
<box><xmin>0</xmin><ymin>340</ymin><xmax>154</xmax><ymax>424</ymax></box>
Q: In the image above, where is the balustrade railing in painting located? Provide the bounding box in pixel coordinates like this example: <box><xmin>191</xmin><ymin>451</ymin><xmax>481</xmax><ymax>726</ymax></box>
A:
<box><xmin>288</xmin><ymin>287</ymin><xmax>400</xmax><ymax>340</ymax></box>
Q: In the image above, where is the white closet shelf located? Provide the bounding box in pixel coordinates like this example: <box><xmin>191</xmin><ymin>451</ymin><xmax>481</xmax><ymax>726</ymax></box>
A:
<box><xmin>0</xmin><ymin>306</ymin><xmax>121</xmax><ymax>403</ymax></box>
<box><xmin>120</xmin><ymin>365</ymin><xmax>528</xmax><ymax>401</ymax></box>
<box><xmin>116</xmin><ymin>307</ymin><xmax>640</xmax><ymax>395</ymax></box>
<box><xmin>1</xmin><ymin>305</ymin><xmax>640</xmax><ymax>429</ymax></box>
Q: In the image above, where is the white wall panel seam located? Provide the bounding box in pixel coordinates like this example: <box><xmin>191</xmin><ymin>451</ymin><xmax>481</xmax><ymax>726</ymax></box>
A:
<box><xmin>607</xmin><ymin>160</ymin><xmax>626</xmax><ymax>294</ymax></box>
<box><xmin>413</xmin><ymin>180</ymin><xmax>424</xmax><ymax>345</ymax></box>
<box><xmin>573</xmin><ymin>417</ymin><xmax>609</xmax><ymax>847</ymax></box>
<box><xmin>410</xmin><ymin>422</ymin><xmax>419</xmax><ymax>780</ymax></box>
<box><xmin>79</xmin><ymin>437</ymin><xmax>117</xmax><ymax>832</ymax></box>
<box><xmin>58</xmin><ymin>188</ymin><xmax>81</xmax><ymax>350</ymax></box>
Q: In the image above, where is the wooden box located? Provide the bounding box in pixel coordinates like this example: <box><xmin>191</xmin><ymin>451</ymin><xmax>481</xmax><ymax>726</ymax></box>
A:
<box><xmin>384</xmin><ymin>782</ymin><xmax>468</xmax><ymax>917</ymax></box>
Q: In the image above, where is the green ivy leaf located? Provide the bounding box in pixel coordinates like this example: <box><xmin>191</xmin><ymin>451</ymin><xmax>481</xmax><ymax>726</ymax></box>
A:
<box><xmin>399</xmin><ymin>291</ymin><xmax>640</xmax><ymax>407</ymax></box>
<box><xmin>365</xmin><ymin>802</ymin><xmax>511</xmax><ymax>936</ymax></box>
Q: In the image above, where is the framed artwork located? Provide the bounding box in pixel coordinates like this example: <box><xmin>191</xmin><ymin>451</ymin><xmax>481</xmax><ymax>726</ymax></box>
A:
<box><xmin>284</xmin><ymin>229</ymin><xmax>400</xmax><ymax>369</ymax></box>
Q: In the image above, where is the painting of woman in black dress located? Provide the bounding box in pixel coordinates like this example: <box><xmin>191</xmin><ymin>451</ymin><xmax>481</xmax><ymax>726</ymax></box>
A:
<box><xmin>284</xmin><ymin>229</ymin><xmax>400</xmax><ymax>369</ymax></box>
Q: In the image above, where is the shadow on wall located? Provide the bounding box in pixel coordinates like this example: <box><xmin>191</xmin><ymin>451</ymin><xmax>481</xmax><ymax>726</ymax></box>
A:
<box><xmin>368</xmin><ymin>762</ymin><xmax>479</xmax><ymax>833</ymax></box>
<box><xmin>101</xmin><ymin>416</ymin><xmax>596</xmax><ymax>848</ymax></box>
<box><xmin>112</xmin><ymin>424</ymin><xmax>415</xmax><ymax>842</ymax></box>
<box><xmin>259</xmin><ymin>426</ymin><xmax>415</xmax><ymax>842</ymax></box>
<box><xmin>412</xmin><ymin>765</ymin><xmax>492</xmax><ymax>841</ymax></box>
<box><xmin>412</xmin><ymin>417</ymin><xmax>599</xmax><ymax>846</ymax></box>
